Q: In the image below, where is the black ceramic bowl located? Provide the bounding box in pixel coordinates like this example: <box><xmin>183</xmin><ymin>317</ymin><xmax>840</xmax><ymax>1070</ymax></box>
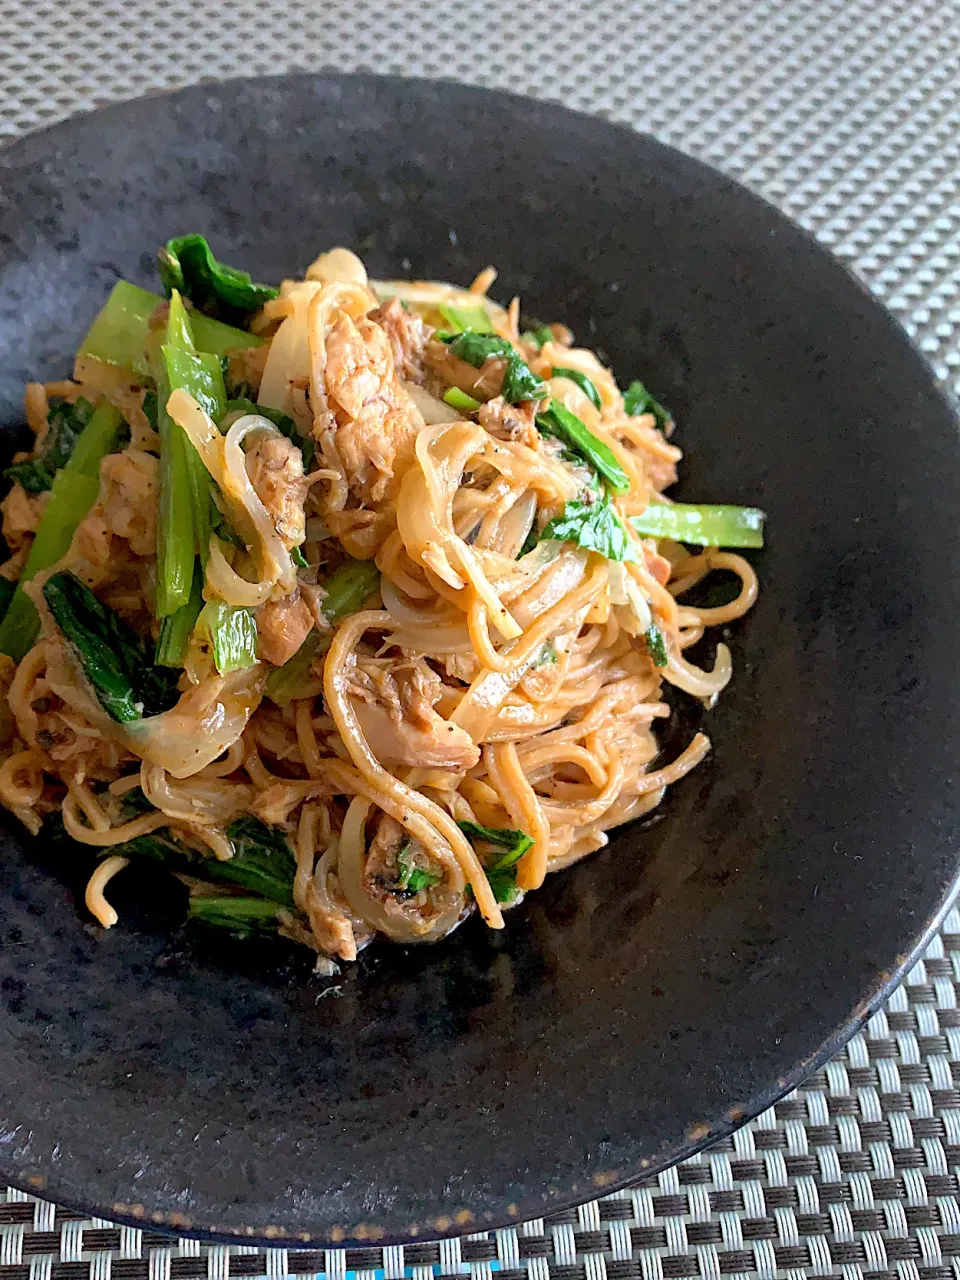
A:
<box><xmin>1</xmin><ymin>74</ymin><xmax>959</xmax><ymax>1247</ymax></box>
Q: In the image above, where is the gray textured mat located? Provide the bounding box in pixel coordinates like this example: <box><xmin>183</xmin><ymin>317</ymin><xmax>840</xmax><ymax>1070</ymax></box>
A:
<box><xmin>1</xmin><ymin>0</ymin><xmax>959</xmax><ymax>1274</ymax></box>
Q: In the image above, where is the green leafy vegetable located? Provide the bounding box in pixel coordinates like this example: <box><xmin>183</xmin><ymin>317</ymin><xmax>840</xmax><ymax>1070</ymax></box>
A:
<box><xmin>623</xmin><ymin>380</ymin><xmax>672</xmax><ymax>432</ymax></box>
<box><xmin>500</xmin><ymin>357</ymin><xmax>549</xmax><ymax>404</ymax></box>
<box><xmin>457</xmin><ymin>820</ymin><xmax>533</xmax><ymax>904</ymax></box>
<box><xmin>534</xmin><ymin>641</ymin><xmax>558</xmax><ymax>666</ymax></box>
<box><xmin>541</xmin><ymin>491</ymin><xmax>638</xmax><ymax>562</ymax></box>
<box><xmin>155</xmin><ymin>562</ymin><xmax>204</xmax><ymax>668</ymax></box>
<box><xmin>521</xmin><ymin>325</ymin><xmax>556</xmax><ymax>348</ymax></box>
<box><xmin>187</xmin><ymin>895</ymin><xmax>284</xmax><ymax>938</ymax></box>
<box><xmin>536</xmin><ymin>402</ymin><xmax>630</xmax><ymax>493</ymax></box>
<box><xmin>645</xmin><ymin>623</ymin><xmax>669</xmax><ymax>668</ymax></box>
<box><xmin>196</xmin><ymin>599</ymin><xmax>258</xmax><ymax>675</ymax></box>
<box><xmin>211</xmin><ymin>505</ymin><xmax>245</xmax><ymax>551</ymax></box>
<box><xmin>551</xmin><ymin>367</ymin><xmax>602</xmax><ymax>411</ymax></box>
<box><xmin>443</xmin><ymin>386</ymin><xmax>481</xmax><ymax>413</ymax></box>
<box><xmin>0</xmin><ymin>472</ymin><xmax>97</xmax><ymax>661</ymax></box>
<box><xmin>142</xmin><ymin>390</ymin><xmax>158</xmax><ymax>431</ymax></box>
<box><xmin>68</xmin><ymin>403</ymin><xmax>128</xmax><ymax>478</ymax></box>
<box><xmin>265</xmin><ymin>629</ymin><xmax>324</xmax><ymax>705</ymax></box>
<box><xmin>77</xmin><ymin>280</ymin><xmax>262</xmax><ymax>383</ymax></box>
<box><xmin>41</xmin><ymin>572</ymin><xmax>179</xmax><ymax>723</ymax></box>
<box><xmin>156</xmin><ymin>290</ymin><xmax>227</xmax><ymax>617</ymax></box>
<box><xmin>444</xmin><ymin>332</ymin><xmax>547</xmax><ymax>405</ymax></box>
<box><xmin>457</xmin><ymin>820</ymin><xmax>533</xmax><ymax>862</ymax></box>
<box><xmin>445</xmin><ymin>331</ymin><xmax>513</xmax><ymax>364</ymax></box>
<box><xmin>203</xmin><ymin>816</ymin><xmax>297</xmax><ymax>905</ymax></box>
<box><xmin>291</xmin><ymin>545</ymin><xmax>309</xmax><ymax>569</ymax></box>
<box><xmin>0</xmin><ymin>578</ymin><xmax>14</xmax><ymax>626</ymax></box>
<box><xmin>158</xmin><ymin>234</ymin><xmax>278</xmax><ymax>317</ymax></box>
<box><xmin>396</xmin><ymin>842</ymin><xmax>442</xmax><ymax>893</ymax></box>
<box><xmin>487</xmin><ymin>870</ymin><xmax>523</xmax><ymax>904</ymax></box>
<box><xmin>4</xmin><ymin>397</ymin><xmax>95</xmax><ymax>492</ymax></box>
<box><xmin>223</xmin><ymin>397</ymin><xmax>315</xmax><ymax>467</ymax></box>
<box><xmin>319</xmin><ymin>558</ymin><xmax>381</xmax><ymax>626</ymax></box>
<box><xmin>630</xmin><ymin>503</ymin><xmax>765</xmax><ymax>548</ymax></box>
<box><xmin>518</xmin><ymin>523</ymin><xmax>541</xmax><ymax>558</ymax></box>
<box><xmin>94</xmin><ymin>808</ymin><xmax>296</xmax><ymax>906</ymax></box>
<box><xmin>0</xmin><ymin>403</ymin><xmax>126</xmax><ymax>662</ymax></box>
<box><xmin>436</xmin><ymin>303</ymin><xmax>494</xmax><ymax>334</ymax></box>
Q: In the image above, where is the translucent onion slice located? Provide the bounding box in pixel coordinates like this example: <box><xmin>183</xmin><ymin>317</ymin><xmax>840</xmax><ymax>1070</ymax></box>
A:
<box><xmin>205</xmin><ymin>537</ymin><xmax>273</xmax><ymax>607</ymax></box>
<box><xmin>125</xmin><ymin>666</ymin><xmax>267</xmax><ymax>779</ymax></box>
<box><xmin>167</xmin><ymin>390</ymin><xmax>297</xmax><ymax>600</ymax></box>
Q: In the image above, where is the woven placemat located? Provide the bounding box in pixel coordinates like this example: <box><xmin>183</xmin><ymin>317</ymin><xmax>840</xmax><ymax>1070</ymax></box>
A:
<box><xmin>1</xmin><ymin>0</ymin><xmax>960</xmax><ymax>1275</ymax></box>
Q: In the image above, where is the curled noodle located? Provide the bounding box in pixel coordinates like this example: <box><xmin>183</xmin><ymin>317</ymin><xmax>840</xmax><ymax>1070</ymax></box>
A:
<box><xmin>0</xmin><ymin>245</ymin><xmax>759</xmax><ymax>963</ymax></box>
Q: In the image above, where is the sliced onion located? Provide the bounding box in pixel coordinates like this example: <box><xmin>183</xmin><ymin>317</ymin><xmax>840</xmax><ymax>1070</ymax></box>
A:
<box><xmin>306</xmin><ymin>248</ymin><xmax>368</xmax><ymax>287</ymax></box>
<box><xmin>166</xmin><ymin>386</ymin><xmax>222</xmax><ymax>474</ymax></box>
<box><xmin>222</xmin><ymin>414</ymin><xmax>297</xmax><ymax>596</ymax></box>
<box><xmin>205</xmin><ymin>538</ymin><xmax>273</xmax><ymax>607</ymax></box>
<box><xmin>125</xmin><ymin>667</ymin><xmax>266</xmax><ymax>779</ymax></box>
<box><xmin>370</xmin><ymin>279</ymin><xmax>506</xmax><ymax>324</ymax></box>
<box><xmin>257</xmin><ymin>280</ymin><xmax>324</xmax><ymax>415</ymax></box>
<box><xmin>167</xmin><ymin>393</ymin><xmax>297</xmax><ymax>600</ymax></box>
<box><xmin>401</xmin><ymin>380</ymin><xmax>461</xmax><ymax>424</ymax></box>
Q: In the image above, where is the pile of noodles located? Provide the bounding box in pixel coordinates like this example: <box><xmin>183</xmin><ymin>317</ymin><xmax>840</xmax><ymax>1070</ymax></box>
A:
<box><xmin>0</xmin><ymin>248</ymin><xmax>757</xmax><ymax>962</ymax></box>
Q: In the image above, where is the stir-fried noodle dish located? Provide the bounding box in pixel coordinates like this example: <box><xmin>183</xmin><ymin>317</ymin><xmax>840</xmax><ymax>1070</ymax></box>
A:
<box><xmin>0</xmin><ymin>239</ymin><xmax>763</xmax><ymax>963</ymax></box>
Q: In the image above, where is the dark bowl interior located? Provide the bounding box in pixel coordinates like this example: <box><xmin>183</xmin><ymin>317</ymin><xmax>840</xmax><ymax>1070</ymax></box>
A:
<box><xmin>0</xmin><ymin>73</ymin><xmax>959</xmax><ymax>1246</ymax></box>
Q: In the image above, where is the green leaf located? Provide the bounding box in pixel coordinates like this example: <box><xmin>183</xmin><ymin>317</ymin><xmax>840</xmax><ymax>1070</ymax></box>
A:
<box><xmin>4</xmin><ymin>397</ymin><xmax>96</xmax><ymax>492</ymax></box>
<box><xmin>95</xmin><ymin>807</ymin><xmax>296</xmax><ymax>907</ymax></box>
<box><xmin>187</xmin><ymin>895</ymin><xmax>283</xmax><ymax>939</ymax></box>
<box><xmin>541</xmin><ymin>491</ymin><xmax>638</xmax><ymax>562</ymax></box>
<box><xmin>0</xmin><ymin>471</ymin><xmax>97</xmax><ymax>661</ymax></box>
<box><xmin>443</xmin><ymin>332</ymin><xmax>547</xmax><ymax>405</ymax></box>
<box><xmin>445</xmin><ymin>331</ymin><xmax>514</xmax><ymax>366</ymax></box>
<box><xmin>534</xmin><ymin>641</ymin><xmax>558</xmax><ymax>666</ymax></box>
<box><xmin>158</xmin><ymin>234</ymin><xmax>278</xmax><ymax>317</ymax></box>
<box><xmin>551</xmin><ymin>367</ymin><xmax>602</xmax><ymax>410</ymax></box>
<box><xmin>443</xmin><ymin>386</ymin><xmax>481</xmax><ymax>413</ymax></box>
<box><xmin>0</xmin><ymin>578</ymin><xmax>14</xmax><ymax>626</ymax></box>
<box><xmin>204</xmin><ymin>816</ymin><xmax>298</xmax><ymax>906</ymax></box>
<box><xmin>0</xmin><ymin>404</ymin><xmax>126</xmax><ymax>662</ymax></box>
<box><xmin>500</xmin><ymin>355</ymin><xmax>549</xmax><ymax>405</ymax></box>
<box><xmin>41</xmin><ymin>572</ymin><xmax>180</xmax><ymax>723</ymax></box>
<box><xmin>436</xmin><ymin>303</ymin><xmax>494</xmax><ymax>334</ymax></box>
<box><xmin>68</xmin><ymin>402</ymin><xmax>127</xmax><ymax>479</ymax></box>
<box><xmin>459</xmin><ymin>819</ymin><xmax>532</xmax><ymax>905</ymax></box>
<box><xmin>623</xmin><ymin>380</ymin><xmax>672</xmax><ymax>431</ymax></box>
<box><xmin>396</xmin><ymin>842</ymin><xmax>442</xmax><ymax>893</ymax></box>
<box><xmin>265</xmin><ymin>629</ymin><xmax>324</xmax><ymax>705</ymax></box>
<box><xmin>645</xmin><ymin>623</ymin><xmax>669</xmax><ymax>668</ymax></box>
<box><xmin>458</xmin><ymin>817</ymin><xmax>533</xmax><ymax>906</ymax></box>
<box><xmin>536</xmin><ymin>402</ymin><xmax>630</xmax><ymax>493</ymax></box>
<box><xmin>77</xmin><ymin>280</ymin><xmax>262</xmax><ymax>384</ymax></box>
<box><xmin>155</xmin><ymin>561</ymin><xmax>204</xmax><ymax>668</ymax></box>
<box><xmin>518</xmin><ymin>522</ymin><xmax>541</xmax><ymax>558</ymax></box>
<box><xmin>520</xmin><ymin>325</ymin><xmax>555</xmax><ymax>349</ymax></box>
<box><xmin>319</xmin><ymin>558</ymin><xmax>380</xmax><ymax>626</ymax></box>
<box><xmin>630</xmin><ymin>503</ymin><xmax>765</xmax><ymax>549</ymax></box>
<box><xmin>156</xmin><ymin>293</ymin><xmax>228</xmax><ymax>615</ymax></box>
<box><xmin>142</xmin><ymin>390</ymin><xmax>159</xmax><ymax>431</ymax></box>
<box><xmin>487</xmin><ymin>869</ymin><xmax>523</xmax><ymax>904</ymax></box>
<box><xmin>457</xmin><ymin>821</ymin><xmax>533</xmax><ymax>869</ymax></box>
<box><xmin>196</xmin><ymin>599</ymin><xmax>258</xmax><ymax>674</ymax></box>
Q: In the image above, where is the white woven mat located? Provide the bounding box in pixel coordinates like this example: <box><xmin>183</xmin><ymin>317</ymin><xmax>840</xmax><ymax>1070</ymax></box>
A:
<box><xmin>1</xmin><ymin>0</ymin><xmax>959</xmax><ymax>1274</ymax></box>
